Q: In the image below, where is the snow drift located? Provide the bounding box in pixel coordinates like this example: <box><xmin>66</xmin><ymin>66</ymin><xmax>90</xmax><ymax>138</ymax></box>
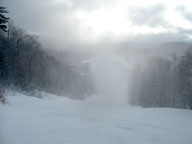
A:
<box><xmin>0</xmin><ymin>92</ymin><xmax>192</xmax><ymax>144</ymax></box>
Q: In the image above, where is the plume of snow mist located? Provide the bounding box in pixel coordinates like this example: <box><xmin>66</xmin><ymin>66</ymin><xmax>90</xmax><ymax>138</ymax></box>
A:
<box><xmin>90</xmin><ymin>47</ymin><xmax>129</xmax><ymax>104</ymax></box>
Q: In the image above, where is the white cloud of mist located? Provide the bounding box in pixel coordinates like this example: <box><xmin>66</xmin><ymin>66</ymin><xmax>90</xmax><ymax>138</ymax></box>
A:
<box><xmin>2</xmin><ymin>0</ymin><xmax>192</xmax><ymax>104</ymax></box>
<box><xmin>127</xmin><ymin>4</ymin><xmax>166</xmax><ymax>27</ymax></box>
<box><xmin>90</xmin><ymin>47</ymin><xmax>129</xmax><ymax>104</ymax></box>
<box><xmin>3</xmin><ymin>0</ymin><xmax>192</xmax><ymax>45</ymax></box>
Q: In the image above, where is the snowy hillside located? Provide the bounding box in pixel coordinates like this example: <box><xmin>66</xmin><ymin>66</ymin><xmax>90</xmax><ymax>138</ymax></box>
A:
<box><xmin>1</xmin><ymin>92</ymin><xmax>192</xmax><ymax>144</ymax></box>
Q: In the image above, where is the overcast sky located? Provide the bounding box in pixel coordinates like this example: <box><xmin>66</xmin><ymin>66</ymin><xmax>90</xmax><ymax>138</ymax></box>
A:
<box><xmin>2</xmin><ymin>0</ymin><xmax>192</xmax><ymax>47</ymax></box>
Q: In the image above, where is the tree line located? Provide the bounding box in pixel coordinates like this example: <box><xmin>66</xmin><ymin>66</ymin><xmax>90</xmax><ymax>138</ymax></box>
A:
<box><xmin>129</xmin><ymin>47</ymin><xmax>192</xmax><ymax>109</ymax></box>
<box><xmin>0</xmin><ymin>6</ymin><xmax>94</xmax><ymax>103</ymax></box>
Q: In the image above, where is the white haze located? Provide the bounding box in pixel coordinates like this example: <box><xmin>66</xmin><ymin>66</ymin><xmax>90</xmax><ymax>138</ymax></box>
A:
<box><xmin>90</xmin><ymin>47</ymin><xmax>130</xmax><ymax>104</ymax></box>
<box><xmin>2</xmin><ymin>0</ymin><xmax>192</xmax><ymax>104</ymax></box>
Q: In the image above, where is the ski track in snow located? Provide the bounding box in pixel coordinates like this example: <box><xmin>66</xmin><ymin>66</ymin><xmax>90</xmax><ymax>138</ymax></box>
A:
<box><xmin>0</xmin><ymin>92</ymin><xmax>192</xmax><ymax>144</ymax></box>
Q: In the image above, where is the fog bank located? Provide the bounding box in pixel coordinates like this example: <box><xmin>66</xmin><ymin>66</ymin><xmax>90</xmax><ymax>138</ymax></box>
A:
<box><xmin>90</xmin><ymin>47</ymin><xmax>129</xmax><ymax>104</ymax></box>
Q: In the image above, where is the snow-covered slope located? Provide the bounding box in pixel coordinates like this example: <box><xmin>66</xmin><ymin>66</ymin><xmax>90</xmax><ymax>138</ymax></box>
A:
<box><xmin>1</xmin><ymin>92</ymin><xmax>192</xmax><ymax>144</ymax></box>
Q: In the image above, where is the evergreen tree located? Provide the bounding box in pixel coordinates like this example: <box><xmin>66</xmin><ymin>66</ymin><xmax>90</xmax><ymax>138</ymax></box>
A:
<box><xmin>0</xmin><ymin>7</ymin><xmax>9</xmax><ymax>32</ymax></box>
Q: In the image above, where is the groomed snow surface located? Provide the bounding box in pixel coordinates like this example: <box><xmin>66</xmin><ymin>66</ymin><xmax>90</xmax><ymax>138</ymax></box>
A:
<box><xmin>1</xmin><ymin>92</ymin><xmax>192</xmax><ymax>144</ymax></box>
